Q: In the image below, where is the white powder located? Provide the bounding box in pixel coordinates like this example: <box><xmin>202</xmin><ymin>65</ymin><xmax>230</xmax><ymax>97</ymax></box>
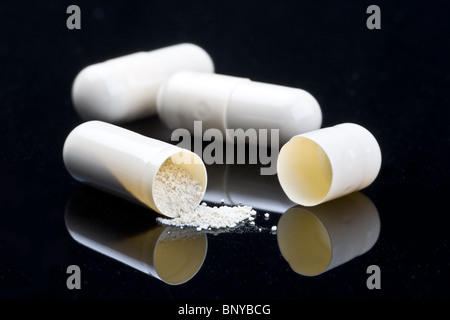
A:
<box><xmin>158</xmin><ymin>202</ymin><xmax>256</xmax><ymax>230</ymax></box>
<box><xmin>153</xmin><ymin>158</ymin><xmax>204</xmax><ymax>218</ymax></box>
<box><xmin>154</xmin><ymin>158</ymin><xmax>256</xmax><ymax>230</ymax></box>
<box><xmin>271</xmin><ymin>225</ymin><xmax>277</xmax><ymax>234</ymax></box>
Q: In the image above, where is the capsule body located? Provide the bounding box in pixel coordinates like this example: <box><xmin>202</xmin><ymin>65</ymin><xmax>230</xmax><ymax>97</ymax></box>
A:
<box><xmin>62</xmin><ymin>121</ymin><xmax>207</xmax><ymax>217</ymax></box>
<box><xmin>72</xmin><ymin>43</ymin><xmax>214</xmax><ymax>123</ymax></box>
<box><xmin>156</xmin><ymin>71</ymin><xmax>322</xmax><ymax>145</ymax></box>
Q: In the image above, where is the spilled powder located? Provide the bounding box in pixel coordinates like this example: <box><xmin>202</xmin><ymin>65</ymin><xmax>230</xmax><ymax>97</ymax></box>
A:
<box><xmin>154</xmin><ymin>158</ymin><xmax>256</xmax><ymax>230</ymax></box>
<box><xmin>158</xmin><ymin>202</ymin><xmax>256</xmax><ymax>230</ymax></box>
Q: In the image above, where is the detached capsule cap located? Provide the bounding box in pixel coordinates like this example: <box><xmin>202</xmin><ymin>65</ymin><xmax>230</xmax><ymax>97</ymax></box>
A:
<box><xmin>277</xmin><ymin>123</ymin><xmax>382</xmax><ymax>206</ymax></box>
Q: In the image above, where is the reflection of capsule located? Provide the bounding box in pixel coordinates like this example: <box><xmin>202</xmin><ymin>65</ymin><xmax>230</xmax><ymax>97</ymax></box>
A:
<box><xmin>64</xmin><ymin>187</ymin><xmax>207</xmax><ymax>285</ymax></box>
<box><xmin>202</xmin><ymin>162</ymin><xmax>295</xmax><ymax>213</ymax></box>
<box><xmin>277</xmin><ymin>192</ymin><xmax>380</xmax><ymax>276</ymax></box>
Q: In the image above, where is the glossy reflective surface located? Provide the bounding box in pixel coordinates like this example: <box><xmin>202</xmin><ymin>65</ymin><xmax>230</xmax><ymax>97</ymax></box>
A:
<box><xmin>278</xmin><ymin>193</ymin><xmax>380</xmax><ymax>276</ymax></box>
<box><xmin>65</xmin><ymin>187</ymin><xmax>208</xmax><ymax>285</ymax></box>
<box><xmin>1</xmin><ymin>1</ymin><xmax>449</xmax><ymax>301</ymax></box>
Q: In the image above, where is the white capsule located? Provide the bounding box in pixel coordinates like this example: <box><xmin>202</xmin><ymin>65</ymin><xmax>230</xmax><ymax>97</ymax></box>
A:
<box><xmin>277</xmin><ymin>123</ymin><xmax>382</xmax><ymax>206</ymax></box>
<box><xmin>156</xmin><ymin>71</ymin><xmax>322</xmax><ymax>145</ymax></box>
<box><xmin>72</xmin><ymin>43</ymin><xmax>214</xmax><ymax>123</ymax></box>
<box><xmin>62</xmin><ymin>121</ymin><xmax>207</xmax><ymax>217</ymax></box>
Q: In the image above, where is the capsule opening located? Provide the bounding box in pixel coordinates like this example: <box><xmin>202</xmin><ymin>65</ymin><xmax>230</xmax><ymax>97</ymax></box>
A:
<box><xmin>277</xmin><ymin>136</ymin><xmax>332</xmax><ymax>206</ymax></box>
<box><xmin>277</xmin><ymin>207</ymin><xmax>332</xmax><ymax>276</ymax></box>
<box><xmin>153</xmin><ymin>229</ymin><xmax>207</xmax><ymax>285</ymax></box>
<box><xmin>153</xmin><ymin>151</ymin><xmax>207</xmax><ymax>218</ymax></box>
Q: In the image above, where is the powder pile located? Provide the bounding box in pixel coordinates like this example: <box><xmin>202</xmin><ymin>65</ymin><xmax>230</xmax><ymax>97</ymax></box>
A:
<box><xmin>158</xmin><ymin>202</ymin><xmax>257</xmax><ymax>230</ymax></box>
<box><xmin>154</xmin><ymin>158</ymin><xmax>256</xmax><ymax>230</ymax></box>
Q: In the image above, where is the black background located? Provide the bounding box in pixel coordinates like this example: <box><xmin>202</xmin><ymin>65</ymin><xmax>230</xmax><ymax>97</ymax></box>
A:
<box><xmin>1</xmin><ymin>0</ymin><xmax>449</xmax><ymax>303</ymax></box>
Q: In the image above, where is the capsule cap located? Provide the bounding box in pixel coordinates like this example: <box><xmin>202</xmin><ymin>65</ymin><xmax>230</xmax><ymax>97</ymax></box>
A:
<box><xmin>227</xmin><ymin>81</ymin><xmax>322</xmax><ymax>144</ymax></box>
<box><xmin>277</xmin><ymin>123</ymin><xmax>382</xmax><ymax>206</ymax></box>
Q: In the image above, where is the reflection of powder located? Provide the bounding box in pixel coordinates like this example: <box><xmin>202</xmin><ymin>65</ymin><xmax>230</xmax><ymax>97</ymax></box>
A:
<box><xmin>157</xmin><ymin>227</ymin><xmax>205</xmax><ymax>242</ymax></box>
<box><xmin>154</xmin><ymin>158</ymin><xmax>256</xmax><ymax>230</ymax></box>
<box><xmin>154</xmin><ymin>158</ymin><xmax>204</xmax><ymax>218</ymax></box>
